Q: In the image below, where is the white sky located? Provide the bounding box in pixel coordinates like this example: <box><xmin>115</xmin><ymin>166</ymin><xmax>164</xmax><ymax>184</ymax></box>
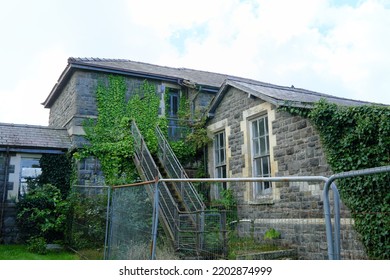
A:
<box><xmin>1</xmin><ymin>0</ymin><xmax>389</xmax><ymax>126</ymax></box>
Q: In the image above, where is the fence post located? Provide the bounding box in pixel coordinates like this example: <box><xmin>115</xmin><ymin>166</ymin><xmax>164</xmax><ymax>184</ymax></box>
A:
<box><xmin>221</xmin><ymin>210</ymin><xmax>228</xmax><ymax>258</ymax></box>
<box><xmin>151</xmin><ymin>179</ymin><xmax>160</xmax><ymax>260</ymax></box>
<box><xmin>324</xmin><ymin>166</ymin><xmax>390</xmax><ymax>260</ymax></box>
<box><xmin>323</xmin><ymin>179</ymin><xmax>336</xmax><ymax>260</ymax></box>
<box><xmin>331</xmin><ymin>183</ymin><xmax>341</xmax><ymax>260</ymax></box>
<box><xmin>103</xmin><ymin>186</ymin><xmax>111</xmax><ymax>260</ymax></box>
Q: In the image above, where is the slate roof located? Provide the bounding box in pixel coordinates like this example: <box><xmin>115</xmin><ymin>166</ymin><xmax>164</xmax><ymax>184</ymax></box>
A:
<box><xmin>0</xmin><ymin>123</ymin><xmax>71</xmax><ymax>150</ymax></box>
<box><xmin>66</xmin><ymin>57</ymin><xmax>257</xmax><ymax>87</ymax></box>
<box><xmin>43</xmin><ymin>57</ymin><xmax>272</xmax><ymax>108</ymax></box>
<box><xmin>207</xmin><ymin>79</ymin><xmax>375</xmax><ymax>115</ymax></box>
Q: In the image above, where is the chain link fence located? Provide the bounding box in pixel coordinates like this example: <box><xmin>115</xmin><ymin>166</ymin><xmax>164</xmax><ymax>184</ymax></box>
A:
<box><xmin>105</xmin><ymin>182</ymin><xmax>154</xmax><ymax>260</ymax></box>
<box><xmin>69</xmin><ymin>166</ymin><xmax>389</xmax><ymax>260</ymax></box>
<box><xmin>165</xmin><ymin>178</ymin><xmax>333</xmax><ymax>260</ymax></box>
<box><xmin>68</xmin><ymin>185</ymin><xmax>110</xmax><ymax>259</ymax></box>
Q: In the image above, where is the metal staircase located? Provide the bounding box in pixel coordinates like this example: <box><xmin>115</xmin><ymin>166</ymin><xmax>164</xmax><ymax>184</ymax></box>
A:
<box><xmin>131</xmin><ymin>121</ymin><xmax>205</xmax><ymax>254</ymax></box>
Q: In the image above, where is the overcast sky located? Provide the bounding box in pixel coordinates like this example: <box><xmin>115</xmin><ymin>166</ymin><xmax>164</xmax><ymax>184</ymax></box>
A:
<box><xmin>1</xmin><ymin>0</ymin><xmax>389</xmax><ymax>126</ymax></box>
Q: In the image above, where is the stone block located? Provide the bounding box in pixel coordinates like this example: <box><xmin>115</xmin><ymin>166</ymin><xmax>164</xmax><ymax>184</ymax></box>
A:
<box><xmin>297</xmin><ymin>120</ymin><xmax>307</xmax><ymax>129</ymax></box>
<box><xmin>309</xmin><ymin>158</ymin><xmax>320</xmax><ymax>167</ymax></box>
<box><xmin>286</xmin><ymin>147</ymin><xmax>294</xmax><ymax>155</ymax></box>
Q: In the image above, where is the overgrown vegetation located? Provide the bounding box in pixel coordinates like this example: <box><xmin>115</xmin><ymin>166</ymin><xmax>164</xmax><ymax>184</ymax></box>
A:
<box><xmin>16</xmin><ymin>184</ymin><xmax>70</xmax><ymax>250</ymax></box>
<box><xmin>80</xmin><ymin>75</ymin><xmax>210</xmax><ymax>184</ymax></box>
<box><xmin>164</xmin><ymin>87</ymin><xmax>210</xmax><ymax>162</ymax></box>
<box><xmin>281</xmin><ymin>99</ymin><xmax>390</xmax><ymax>259</ymax></box>
<box><xmin>264</xmin><ymin>228</ymin><xmax>281</xmax><ymax>240</ymax></box>
<box><xmin>79</xmin><ymin>76</ymin><xmax>137</xmax><ymax>185</ymax></box>
<box><xmin>37</xmin><ymin>154</ymin><xmax>73</xmax><ymax>197</ymax></box>
<box><xmin>16</xmin><ymin>154</ymin><xmax>73</xmax><ymax>253</ymax></box>
<box><xmin>75</xmin><ymin>75</ymin><xmax>211</xmax><ymax>258</ymax></box>
<box><xmin>67</xmin><ymin>188</ymin><xmax>108</xmax><ymax>254</ymax></box>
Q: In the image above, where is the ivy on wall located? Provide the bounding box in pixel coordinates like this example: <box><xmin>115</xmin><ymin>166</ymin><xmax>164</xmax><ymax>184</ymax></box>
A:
<box><xmin>281</xmin><ymin>99</ymin><xmax>390</xmax><ymax>259</ymax></box>
<box><xmin>79</xmin><ymin>75</ymin><xmax>211</xmax><ymax>185</ymax></box>
<box><xmin>80</xmin><ymin>75</ymin><xmax>180</xmax><ymax>185</ymax></box>
<box><xmin>127</xmin><ymin>80</ymin><xmax>163</xmax><ymax>154</ymax></box>
<box><xmin>165</xmin><ymin>88</ymin><xmax>210</xmax><ymax>162</ymax></box>
<box><xmin>80</xmin><ymin>75</ymin><xmax>135</xmax><ymax>185</ymax></box>
<box><xmin>38</xmin><ymin>154</ymin><xmax>73</xmax><ymax>197</ymax></box>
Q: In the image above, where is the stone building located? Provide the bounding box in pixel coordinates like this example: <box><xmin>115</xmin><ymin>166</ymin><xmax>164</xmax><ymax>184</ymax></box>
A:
<box><xmin>205</xmin><ymin>79</ymin><xmax>369</xmax><ymax>259</ymax></box>
<box><xmin>0</xmin><ymin>57</ymin><xmax>376</xmax><ymax>258</ymax></box>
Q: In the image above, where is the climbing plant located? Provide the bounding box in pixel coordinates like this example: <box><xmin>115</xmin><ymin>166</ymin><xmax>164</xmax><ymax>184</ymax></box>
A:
<box><xmin>80</xmin><ymin>75</ymin><xmax>135</xmax><ymax>185</ymax></box>
<box><xmin>80</xmin><ymin>75</ymin><xmax>169</xmax><ymax>185</ymax></box>
<box><xmin>38</xmin><ymin>154</ymin><xmax>73</xmax><ymax>197</ymax></box>
<box><xmin>80</xmin><ymin>74</ymin><xmax>210</xmax><ymax>188</ymax></box>
<box><xmin>127</xmin><ymin>80</ymin><xmax>162</xmax><ymax>154</ymax></box>
<box><xmin>164</xmin><ymin>88</ymin><xmax>210</xmax><ymax>162</ymax></box>
<box><xmin>280</xmin><ymin>99</ymin><xmax>390</xmax><ymax>259</ymax></box>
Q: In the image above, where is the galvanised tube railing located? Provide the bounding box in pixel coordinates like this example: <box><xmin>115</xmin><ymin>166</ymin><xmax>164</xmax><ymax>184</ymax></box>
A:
<box><xmin>323</xmin><ymin>165</ymin><xmax>390</xmax><ymax>260</ymax></box>
<box><xmin>131</xmin><ymin>121</ymin><xmax>179</xmax><ymax>240</ymax></box>
<box><xmin>155</xmin><ymin>126</ymin><xmax>205</xmax><ymax>213</ymax></box>
<box><xmin>132</xmin><ymin>121</ymin><xmax>208</xmax><ymax>252</ymax></box>
<box><xmin>159</xmin><ymin>176</ymin><xmax>338</xmax><ymax>259</ymax></box>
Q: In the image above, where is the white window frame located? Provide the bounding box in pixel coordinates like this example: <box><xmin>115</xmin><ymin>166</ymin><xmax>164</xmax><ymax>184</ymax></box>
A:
<box><xmin>250</xmin><ymin>115</ymin><xmax>272</xmax><ymax>198</ymax></box>
<box><xmin>214</xmin><ymin>130</ymin><xmax>227</xmax><ymax>193</ymax></box>
<box><xmin>19</xmin><ymin>156</ymin><xmax>42</xmax><ymax>197</ymax></box>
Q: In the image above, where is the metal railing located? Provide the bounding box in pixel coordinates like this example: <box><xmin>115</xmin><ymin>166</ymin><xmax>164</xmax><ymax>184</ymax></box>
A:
<box><xmin>81</xmin><ymin>165</ymin><xmax>390</xmax><ymax>259</ymax></box>
<box><xmin>323</xmin><ymin>165</ymin><xmax>390</xmax><ymax>260</ymax></box>
<box><xmin>131</xmin><ymin>121</ymin><xmax>179</xmax><ymax>240</ymax></box>
<box><xmin>131</xmin><ymin>121</ymin><xmax>208</xmax><ymax>253</ymax></box>
<box><xmin>166</xmin><ymin>117</ymin><xmax>192</xmax><ymax>141</ymax></box>
<box><xmin>156</xmin><ymin>125</ymin><xmax>205</xmax><ymax>213</ymax></box>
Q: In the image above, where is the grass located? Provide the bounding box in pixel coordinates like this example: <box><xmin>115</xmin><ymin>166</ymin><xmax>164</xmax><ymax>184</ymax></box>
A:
<box><xmin>0</xmin><ymin>245</ymin><xmax>80</xmax><ymax>260</ymax></box>
<box><xmin>73</xmin><ymin>248</ymin><xmax>104</xmax><ymax>260</ymax></box>
<box><xmin>227</xmin><ymin>235</ymin><xmax>283</xmax><ymax>259</ymax></box>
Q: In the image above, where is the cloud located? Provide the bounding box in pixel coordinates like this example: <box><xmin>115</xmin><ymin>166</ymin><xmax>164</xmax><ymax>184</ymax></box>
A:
<box><xmin>1</xmin><ymin>0</ymin><xmax>389</xmax><ymax>127</ymax></box>
<box><xmin>0</xmin><ymin>48</ymin><xmax>68</xmax><ymax>125</ymax></box>
<box><xmin>150</xmin><ymin>0</ymin><xmax>390</xmax><ymax>104</ymax></box>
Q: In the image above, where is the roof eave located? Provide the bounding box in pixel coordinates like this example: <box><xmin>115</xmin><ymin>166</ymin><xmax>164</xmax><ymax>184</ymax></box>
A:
<box><xmin>71</xmin><ymin>62</ymin><xmax>181</xmax><ymax>84</ymax></box>
<box><xmin>207</xmin><ymin>80</ymin><xmax>318</xmax><ymax>120</ymax></box>
<box><xmin>0</xmin><ymin>146</ymin><xmax>68</xmax><ymax>154</ymax></box>
<box><xmin>42</xmin><ymin>64</ymin><xmax>74</xmax><ymax>108</ymax></box>
<box><xmin>207</xmin><ymin>80</ymin><xmax>281</xmax><ymax>118</ymax></box>
<box><xmin>42</xmin><ymin>60</ymin><xmax>190</xmax><ymax>109</ymax></box>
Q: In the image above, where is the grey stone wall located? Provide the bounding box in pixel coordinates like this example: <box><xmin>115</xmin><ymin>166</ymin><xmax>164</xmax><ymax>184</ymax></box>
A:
<box><xmin>1</xmin><ymin>153</ymin><xmax>19</xmax><ymax>244</ymax></box>
<box><xmin>49</xmin><ymin>73</ymin><xmax>78</xmax><ymax>127</ymax></box>
<box><xmin>0</xmin><ymin>203</ymin><xmax>18</xmax><ymax>244</ymax></box>
<box><xmin>191</xmin><ymin>89</ymin><xmax>215</xmax><ymax>116</ymax></box>
<box><xmin>76</xmin><ymin>157</ymin><xmax>104</xmax><ymax>186</ymax></box>
<box><xmin>272</xmin><ymin>111</ymin><xmax>331</xmax><ymax>177</ymax></box>
<box><xmin>0</xmin><ymin>153</ymin><xmax>15</xmax><ymax>202</ymax></box>
<box><xmin>208</xmin><ymin>87</ymin><xmax>265</xmax><ymax>177</ymax></box>
<box><xmin>48</xmin><ymin>70</ymin><xmax>161</xmax><ymax>148</ymax></box>
<box><xmin>0</xmin><ymin>153</ymin><xmax>6</xmax><ymax>203</ymax></box>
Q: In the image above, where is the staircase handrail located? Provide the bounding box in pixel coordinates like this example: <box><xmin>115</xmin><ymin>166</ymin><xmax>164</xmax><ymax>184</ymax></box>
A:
<box><xmin>131</xmin><ymin>120</ymin><xmax>180</xmax><ymax>239</ymax></box>
<box><xmin>155</xmin><ymin>126</ymin><xmax>205</xmax><ymax>212</ymax></box>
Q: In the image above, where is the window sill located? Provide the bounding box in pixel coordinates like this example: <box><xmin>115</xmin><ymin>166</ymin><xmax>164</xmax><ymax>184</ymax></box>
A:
<box><xmin>249</xmin><ymin>196</ymin><xmax>274</xmax><ymax>205</ymax></box>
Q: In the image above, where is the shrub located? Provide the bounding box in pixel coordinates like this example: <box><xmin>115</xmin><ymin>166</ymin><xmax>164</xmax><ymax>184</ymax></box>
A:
<box><xmin>264</xmin><ymin>228</ymin><xmax>281</xmax><ymax>240</ymax></box>
<box><xmin>68</xmin><ymin>189</ymin><xmax>108</xmax><ymax>250</ymax></box>
<box><xmin>27</xmin><ymin>236</ymin><xmax>47</xmax><ymax>255</ymax></box>
<box><xmin>16</xmin><ymin>184</ymin><xmax>69</xmax><ymax>243</ymax></box>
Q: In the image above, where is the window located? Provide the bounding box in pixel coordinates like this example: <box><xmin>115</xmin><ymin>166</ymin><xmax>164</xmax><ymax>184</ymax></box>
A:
<box><xmin>214</xmin><ymin>131</ymin><xmax>227</xmax><ymax>192</ymax></box>
<box><xmin>167</xmin><ymin>88</ymin><xmax>180</xmax><ymax>139</ymax></box>
<box><xmin>19</xmin><ymin>157</ymin><xmax>41</xmax><ymax>197</ymax></box>
<box><xmin>251</xmin><ymin>116</ymin><xmax>271</xmax><ymax>197</ymax></box>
